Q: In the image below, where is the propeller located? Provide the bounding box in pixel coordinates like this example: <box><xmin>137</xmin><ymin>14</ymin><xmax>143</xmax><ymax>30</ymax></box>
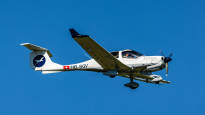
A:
<box><xmin>160</xmin><ymin>50</ymin><xmax>173</xmax><ymax>76</ymax></box>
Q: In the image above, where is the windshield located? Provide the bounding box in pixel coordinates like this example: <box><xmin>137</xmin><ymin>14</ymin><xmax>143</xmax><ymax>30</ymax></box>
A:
<box><xmin>122</xmin><ymin>50</ymin><xmax>143</xmax><ymax>59</ymax></box>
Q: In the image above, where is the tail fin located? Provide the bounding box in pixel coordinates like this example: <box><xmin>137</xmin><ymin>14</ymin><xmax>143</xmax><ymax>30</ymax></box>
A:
<box><xmin>21</xmin><ymin>43</ymin><xmax>63</xmax><ymax>74</ymax></box>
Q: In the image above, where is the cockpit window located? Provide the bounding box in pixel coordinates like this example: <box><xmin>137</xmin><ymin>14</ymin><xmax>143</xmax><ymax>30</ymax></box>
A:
<box><xmin>110</xmin><ymin>51</ymin><xmax>119</xmax><ymax>58</ymax></box>
<box><xmin>122</xmin><ymin>50</ymin><xmax>143</xmax><ymax>59</ymax></box>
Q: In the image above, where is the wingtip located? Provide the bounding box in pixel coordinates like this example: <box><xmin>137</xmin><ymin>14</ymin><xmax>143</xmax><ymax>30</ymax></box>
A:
<box><xmin>69</xmin><ymin>28</ymin><xmax>89</xmax><ymax>38</ymax></box>
<box><xmin>69</xmin><ymin>28</ymin><xmax>80</xmax><ymax>38</ymax></box>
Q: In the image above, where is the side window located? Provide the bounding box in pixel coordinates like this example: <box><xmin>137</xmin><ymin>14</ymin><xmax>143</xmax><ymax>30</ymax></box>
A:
<box><xmin>111</xmin><ymin>52</ymin><xmax>119</xmax><ymax>58</ymax></box>
<box><xmin>122</xmin><ymin>51</ymin><xmax>137</xmax><ymax>58</ymax></box>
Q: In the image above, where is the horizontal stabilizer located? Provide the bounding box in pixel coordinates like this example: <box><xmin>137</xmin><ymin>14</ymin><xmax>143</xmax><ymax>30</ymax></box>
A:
<box><xmin>21</xmin><ymin>43</ymin><xmax>52</xmax><ymax>57</ymax></box>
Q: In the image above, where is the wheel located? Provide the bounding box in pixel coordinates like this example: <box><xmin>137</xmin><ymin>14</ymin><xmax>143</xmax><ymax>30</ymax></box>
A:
<box><xmin>124</xmin><ymin>82</ymin><xmax>139</xmax><ymax>89</ymax></box>
<box><xmin>109</xmin><ymin>75</ymin><xmax>115</xmax><ymax>78</ymax></box>
<box><xmin>130</xmin><ymin>82</ymin><xmax>139</xmax><ymax>89</ymax></box>
<box><xmin>155</xmin><ymin>81</ymin><xmax>160</xmax><ymax>84</ymax></box>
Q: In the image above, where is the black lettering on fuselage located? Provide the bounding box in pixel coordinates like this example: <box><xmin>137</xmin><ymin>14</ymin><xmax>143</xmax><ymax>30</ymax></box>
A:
<box><xmin>71</xmin><ymin>64</ymin><xmax>88</xmax><ymax>69</ymax></box>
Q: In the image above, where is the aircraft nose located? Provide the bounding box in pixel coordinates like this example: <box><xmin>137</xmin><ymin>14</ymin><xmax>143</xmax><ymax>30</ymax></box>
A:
<box><xmin>161</xmin><ymin>56</ymin><xmax>172</xmax><ymax>63</ymax></box>
<box><xmin>151</xmin><ymin>56</ymin><xmax>163</xmax><ymax>63</ymax></box>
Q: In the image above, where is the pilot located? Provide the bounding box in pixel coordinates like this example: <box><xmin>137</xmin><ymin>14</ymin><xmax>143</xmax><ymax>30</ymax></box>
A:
<box><xmin>125</xmin><ymin>53</ymin><xmax>129</xmax><ymax>58</ymax></box>
<box><xmin>125</xmin><ymin>53</ymin><xmax>132</xmax><ymax>58</ymax></box>
<box><xmin>125</xmin><ymin>52</ymin><xmax>135</xmax><ymax>58</ymax></box>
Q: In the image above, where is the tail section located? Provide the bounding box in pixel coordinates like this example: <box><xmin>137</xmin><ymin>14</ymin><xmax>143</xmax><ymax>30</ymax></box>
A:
<box><xmin>21</xmin><ymin>43</ymin><xmax>63</xmax><ymax>74</ymax></box>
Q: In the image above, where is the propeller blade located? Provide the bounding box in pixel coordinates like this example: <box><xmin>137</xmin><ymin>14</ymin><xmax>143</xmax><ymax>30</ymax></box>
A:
<box><xmin>160</xmin><ymin>50</ymin><xmax>173</xmax><ymax>76</ymax></box>
<box><xmin>165</xmin><ymin>63</ymin><xmax>168</xmax><ymax>76</ymax></box>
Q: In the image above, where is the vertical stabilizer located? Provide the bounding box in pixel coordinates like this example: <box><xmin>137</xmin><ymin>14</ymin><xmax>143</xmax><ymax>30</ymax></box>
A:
<box><xmin>21</xmin><ymin>43</ymin><xmax>63</xmax><ymax>74</ymax></box>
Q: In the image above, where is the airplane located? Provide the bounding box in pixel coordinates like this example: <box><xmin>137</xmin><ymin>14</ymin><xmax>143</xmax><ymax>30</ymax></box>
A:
<box><xmin>21</xmin><ymin>28</ymin><xmax>173</xmax><ymax>89</ymax></box>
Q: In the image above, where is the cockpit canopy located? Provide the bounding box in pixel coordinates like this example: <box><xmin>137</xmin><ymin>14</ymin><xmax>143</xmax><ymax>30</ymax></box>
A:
<box><xmin>122</xmin><ymin>50</ymin><xmax>143</xmax><ymax>58</ymax></box>
<box><xmin>110</xmin><ymin>49</ymin><xmax>143</xmax><ymax>59</ymax></box>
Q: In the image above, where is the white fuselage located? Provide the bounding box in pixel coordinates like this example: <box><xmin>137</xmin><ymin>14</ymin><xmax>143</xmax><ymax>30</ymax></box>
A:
<box><xmin>65</xmin><ymin>56</ymin><xmax>165</xmax><ymax>73</ymax></box>
<box><xmin>38</xmin><ymin>50</ymin><xmax>165</xmax><ymax>75</ymax></box>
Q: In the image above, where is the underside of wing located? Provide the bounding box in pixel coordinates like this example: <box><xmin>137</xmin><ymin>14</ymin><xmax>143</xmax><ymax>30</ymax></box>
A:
<box><xmin>69</xmin><ymin>28</ymin><xmax>131</xmax><ymax>72</ymax></box>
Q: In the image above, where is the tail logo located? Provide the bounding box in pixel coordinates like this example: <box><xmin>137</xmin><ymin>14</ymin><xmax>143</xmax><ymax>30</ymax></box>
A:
<box><xmin>33</xmin><ymin>55</ymin><xmax>46</xmax><ymax>67</ymax></box>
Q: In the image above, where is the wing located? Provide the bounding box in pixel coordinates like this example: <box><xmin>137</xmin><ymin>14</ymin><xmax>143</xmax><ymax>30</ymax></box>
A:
<box><xmin>69</xmin><ymin>28</ymin><xmax>131</xmax><ymax>71</ymax></box>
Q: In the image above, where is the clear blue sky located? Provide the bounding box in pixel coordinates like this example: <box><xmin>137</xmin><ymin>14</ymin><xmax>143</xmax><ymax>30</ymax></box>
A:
<box><xmin>1</xmin><ymin>0</ymin><xmax>204</xmax><ymax>115</ymax></box>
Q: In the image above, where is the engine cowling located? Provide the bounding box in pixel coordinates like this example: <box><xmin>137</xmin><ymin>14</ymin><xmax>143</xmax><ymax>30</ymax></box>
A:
<box><xmin>146</xmin><ymin>63</ymin><xmax>163</xmax><ymax>72</ymax></box>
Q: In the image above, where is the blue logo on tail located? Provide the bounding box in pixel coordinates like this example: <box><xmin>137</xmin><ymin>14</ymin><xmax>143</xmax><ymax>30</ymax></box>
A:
<box><xmin>33</xmin><ymin>55</ymin><xmax>46</xmax><ymax>67</ymax></box>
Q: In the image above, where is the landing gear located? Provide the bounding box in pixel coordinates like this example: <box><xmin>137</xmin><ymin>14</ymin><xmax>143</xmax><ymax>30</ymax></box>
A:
<box><xmin>124</xmin><ymin>82</ymin><xmax>139</xmax><ymax>89</ymax></box>
<box><xmin>109</xmin><ymin>75</ymin><xmax>116</xmax><ymax>78</ymax></box>
<box><xmin>124</xmin><ymin>74</ymin><xmax>139</xmax><ymax>89</ymax></box>
<box><xmin>155</xmin><ymin>81</ymin><xmax>160</xmax><ymax>84</ymax></box>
